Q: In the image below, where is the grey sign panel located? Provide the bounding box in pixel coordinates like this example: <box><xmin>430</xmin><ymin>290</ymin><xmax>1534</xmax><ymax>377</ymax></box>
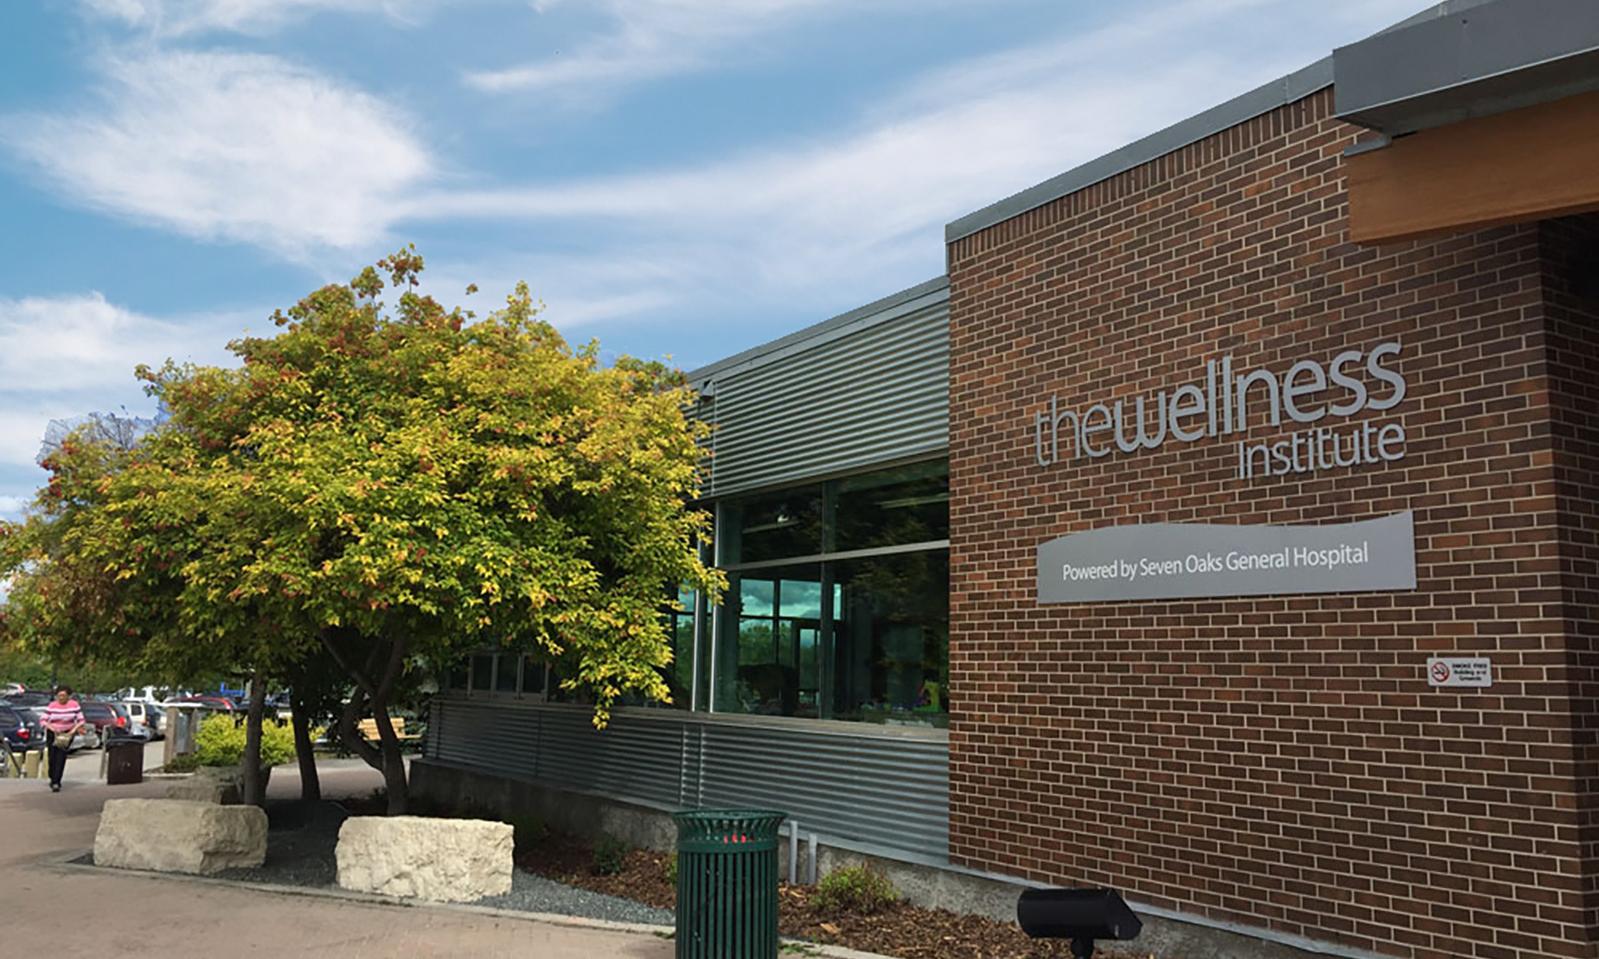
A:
<box><xmin>1037</xmin><ymin>512</ymin><xmax>1416</xmax><ymax>603</ymax></box>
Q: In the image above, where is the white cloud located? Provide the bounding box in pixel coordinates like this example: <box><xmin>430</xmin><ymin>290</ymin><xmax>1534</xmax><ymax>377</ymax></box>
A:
<box><xmin>426</xmin><ymin>0</ymin><xmax>1428</xmax><ymax>330</ymax></box>
<box><xmin>428</xmin><ymin>2</ymin><xmax>1415</xmax><ymax>299</ymax></box>
<box><xmin>79</xmin><ymin>0</ymin><xmax>431</xmax><ymax>36</ymax></box>
<box><xmin>0</xmin><ymin>292</ymin><xmax>223</xmax><ymax>393</ymax></box>
<box><xmin>0</xmin><ymin>293</ymin><xmax>241</xmax><ymax>470</ymax></box>
<box><xmin>3</xmin><ymin>51</ymin><xmax>432</xmax><ymax>257</ymax></box>
<box><xmin>418</xmin><ymin>253</ymin><xmax>691</xmax><ymax>335</ymax></box>
<box><xmin>0</xmin><ymin>409</ymin><xmax>75</xmax><ymax>471</ymax></box>
<box><xmin>466</xmin><ymin>0</ymin><xmax>923</xmax><ymax>96</ymax></box>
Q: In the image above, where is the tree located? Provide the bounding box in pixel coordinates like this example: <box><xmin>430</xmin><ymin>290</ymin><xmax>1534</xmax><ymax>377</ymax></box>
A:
<box><xmin>37</xmin><ymin>411</ymin><xmax>158</xmax><ymax>465</ymax></box>
<box><xmin>1</xmin><ymin>413</ymin><xmax>288</xmax><ymax>805</ymax></box>
<box><xmin>4</xmin><ymin>249</ymin><xmax>721</xmax><ymax>813</ymax></box>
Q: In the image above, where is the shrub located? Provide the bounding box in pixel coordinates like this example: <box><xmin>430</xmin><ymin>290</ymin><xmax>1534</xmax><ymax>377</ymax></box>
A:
<box><xmin>509</xmin><ymin>814</ymin><xmax>549</xmax><ymax>853</ymax></box>
<box><xmin>192</xmin><ymin>713</ymin><xmax>297</xmax><ymax>768</ymax></box>
<box><xmin>592</xmin><ymin>835</ymin><xmax>629</xmax><ymax>875</ymax></box>
<box><xmin>163</xmin><ymin>753</ymin><xmax>201</xmax><ymax>773</ymax></box>
<box><xmin>665</xmin><ymin>852</ymin><xmax>678</xmax><ymax>886</ymax></box>
<box><xmin>812</xmin><ymin>865</ymin><xmax>899</xmax><ymax>915</ymax></box>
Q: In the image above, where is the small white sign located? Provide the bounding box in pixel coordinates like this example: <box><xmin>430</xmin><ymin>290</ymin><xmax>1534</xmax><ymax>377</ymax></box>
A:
<box><xmin>1427</xmin><ymin>657</ymin><xmax>1492</xmax><ymax>688</ymax></box>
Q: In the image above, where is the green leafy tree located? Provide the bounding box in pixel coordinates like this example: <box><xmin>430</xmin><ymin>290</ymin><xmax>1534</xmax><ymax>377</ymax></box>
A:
<box><xmin>4</xmin><ymin>249</ymin><xmax>721</xmax><ymax>812</ymax></box>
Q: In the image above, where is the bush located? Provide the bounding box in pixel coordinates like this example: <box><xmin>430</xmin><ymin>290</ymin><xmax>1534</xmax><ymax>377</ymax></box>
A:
<box><xmin>813</xmin><ymin>865</ymin><xmax>899</xmax><ymax>915</ymax></box>
<box><xmin>162</xmin><ymin>753</ymin><xmax>201</xmax><ymax>773</ymax></box>
<box><xmin>509</xmin><ymin>814</ymin><xmax>549</xmax><ymax>854</ymax></box>
<box><xmin>193</xmin><ymin>713</ymin><xmax>297</xmax><ymax>768</ymax></box>
<box><xmin>665</xmin><ymin>852</ymin><xmax>678</xmax><ymax>886</ymax></box>
<box><xmin>592</xmin><ymin>835</ymin><xmax>629</xmax><ymax>875</ymax></box>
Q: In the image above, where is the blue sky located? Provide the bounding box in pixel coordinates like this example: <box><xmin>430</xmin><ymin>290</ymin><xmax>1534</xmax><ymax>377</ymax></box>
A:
<box><xmin>0</xmin><ymin>0</ymin><xmax>1429</xmax><ymax>517</ymax></box>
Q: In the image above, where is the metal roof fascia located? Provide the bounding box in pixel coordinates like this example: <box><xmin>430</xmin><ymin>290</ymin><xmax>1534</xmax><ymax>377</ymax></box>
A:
<box><xmin>1333</xmin><ymin>0</ymin><xmax>1599</xmax><ymax>134</ymax></box>
<box><xmin>1375</xmin><ymin>0</ymin><xmax>1504</xmax><ymax>34</ymax></box>
<box><xmin>685</xmin><ymin>275</ymin><xmax>949</xmax><ymax>386</ymax></box>
<box><xmin>940</xmin><ymin>0</ymin><xmax>1509</xmax><ymax>246</ymax></box>
<box><xmin>943</xmin><ymin>56</ymin><xmax>1334</xmax><ymax>245</ymax></box>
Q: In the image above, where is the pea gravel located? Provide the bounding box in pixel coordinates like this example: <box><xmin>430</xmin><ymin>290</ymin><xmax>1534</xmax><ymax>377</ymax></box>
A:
<box><xmin>478</xmin><ymin>872</ymin><xmax>672</xmax><ymax>925</ymax></box>
<box><xmin>206</xmin><ymin>800</ymin><xmax>672</xmax><ymax>926</ymax></box>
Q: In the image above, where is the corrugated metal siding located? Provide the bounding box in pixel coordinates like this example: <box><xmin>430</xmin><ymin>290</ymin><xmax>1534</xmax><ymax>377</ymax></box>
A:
<box><xmin>697</xmin><ymin>722</ymin><xmax>948</xmax><ymax>858</ymax></box>
<box><xmin>426</xmin><ymin>697</ymin><xmax>949</xmax><ymax>860</ymax></box>
<box><xmin>699</xmin><ymin>292</ymin><xmax>948</xmax><ymax>497</ymax></box>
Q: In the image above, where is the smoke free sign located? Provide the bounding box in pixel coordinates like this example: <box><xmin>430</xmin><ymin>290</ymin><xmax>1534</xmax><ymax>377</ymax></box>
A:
<box><xmin>1037</xmin><ymin>512</ymin><xmax>1416</xmax><ymax>602</ymax></box>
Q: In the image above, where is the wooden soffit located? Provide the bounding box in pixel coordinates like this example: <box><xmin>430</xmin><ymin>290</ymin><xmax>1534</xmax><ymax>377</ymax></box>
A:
<box><xmin>1346</xmin><ymin>89</ymin><xmax>1599</xmax><ymax>244</ymax></box>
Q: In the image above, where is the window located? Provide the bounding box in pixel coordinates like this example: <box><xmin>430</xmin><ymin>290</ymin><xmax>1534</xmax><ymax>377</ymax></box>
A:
<box><xmin>470</xmin><ymin>654</ymin><xmax>494</xmax><ymax>694</ymax></box>
<box><xmin>714</xmin><ymin>565</ymin><xmax>824</xmax><ymax>717</ymax></box>
<box><xmin>829</xmin><ymin>551</ymin><xmax>948</xmax><ymax>725</ymax></box>
<box><xmin>520</xmin><ymin>656</ymin><xmax>547</xmax><ymax>698</ymax></box>
<box><xmin>831</xmin><ymin>460</ymin><xmax>949</xmax><ymax>552</ymax></box>
<box><xmin>718</xmin><ymin>485</ymin><xmax>823</xmax><ymax>564</ymax></box>
<box><xmin>662</xmin><ymin>586</ymin><xmax>698</xmax><ymax>709</ymax></box>
<box><xmin>710</xmin><ymin>459</ymin><xmax>949</xmax><ymax>726</ymax></box>
<box><xmin>494</xmin><ymin>653</ymin><xmax>519</xmax><ymax>693</ymax></box>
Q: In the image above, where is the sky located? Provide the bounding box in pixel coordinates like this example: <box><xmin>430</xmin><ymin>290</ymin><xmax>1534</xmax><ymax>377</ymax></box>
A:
<box><xmin>0</xmin><ymin>0</ymin><xmax>1433</xmax><ymax>519</ymax></box>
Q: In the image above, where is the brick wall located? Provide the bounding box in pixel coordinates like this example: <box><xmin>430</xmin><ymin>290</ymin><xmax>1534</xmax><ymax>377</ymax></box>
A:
<box><xmin>946</xmin><ymin>89</ymin><xmax>1595</xmax><ymax>958</ymax></box>
<box><xmin>1540</xmin><ymin>214</ymin><xmax>1599</xmax><ymax>943</ymax></box>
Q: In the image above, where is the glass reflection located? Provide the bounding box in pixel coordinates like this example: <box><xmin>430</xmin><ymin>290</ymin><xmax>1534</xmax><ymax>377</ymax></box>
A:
<box><xmin>719</xmin><ymin>487</ymin><xmax>823</xmax><ymax>564</ymax></box>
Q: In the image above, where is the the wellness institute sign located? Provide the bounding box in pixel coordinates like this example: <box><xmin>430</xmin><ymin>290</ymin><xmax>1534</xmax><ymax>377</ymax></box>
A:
<box><xmin>1032</xmin><ymin>339</ymin><xmax>1418</xmax><ymax>603</ymax></box>
<box><xmin>1038</xmin><ymin>512</ymin><xmax>1417</xmax><ymax>603</ymax></box>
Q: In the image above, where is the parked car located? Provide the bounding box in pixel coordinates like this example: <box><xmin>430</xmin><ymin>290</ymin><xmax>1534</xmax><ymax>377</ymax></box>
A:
<box><xmin>80</xmin><ymin>701</ymin><xmax>130</xmax><ymax>745</ymax></box>
<box><xmin>2</xmin><ymin>683</ymin><xmax>25</xmax><ymax>697</ymax></box>
<box><xmin>7</xmin><ymin>700</ymin><xmax>99</xmax><ymax>754</ymax></box>
<box><xmin>0</xmin><ymin>704</ymin><xmax>42</xmax><ymax>754</ymax></box>
<box><xmin>120</xmin><ymin>700</ymin><xmax>162</xmax><ymax>740</ymax></box>
<box><xmin>2</xmin><ymin>690</ymin><xmax>52</xmax><ymax>708</ymax></box>
<box><xmin>108</xmin><ymin>702</ymin><xmax>142</xmax><ymax>741</ymax></box>
<box><xmin>164</xmin><ymin>695</ymin><xmax>237</xmax><ymax>713</ymax></box>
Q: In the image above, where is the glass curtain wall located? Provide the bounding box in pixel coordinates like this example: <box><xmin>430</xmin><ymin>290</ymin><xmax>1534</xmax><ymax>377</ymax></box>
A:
<box><xmin>711</xmin><ymin>459</ymin><xmax>949</xmax><ymax>727</ymax></box>
<box><xmin>446</xmin><ymin>460</ymin><xmax>949</xmax><ymax>728</ymax></box>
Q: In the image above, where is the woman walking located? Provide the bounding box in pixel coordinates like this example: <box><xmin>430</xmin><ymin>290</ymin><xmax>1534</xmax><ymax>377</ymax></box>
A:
<box><xmin>41</xmin><ymin>686</ymin><xmax>85</xmax><ymax>792</ymax></box>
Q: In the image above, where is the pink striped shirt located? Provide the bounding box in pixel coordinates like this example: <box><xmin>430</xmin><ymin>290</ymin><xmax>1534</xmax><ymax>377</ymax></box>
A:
<box><xmin>41</xmin><ymin>699</ymin><xmax>84</xmax><ymax>733</ymax></box>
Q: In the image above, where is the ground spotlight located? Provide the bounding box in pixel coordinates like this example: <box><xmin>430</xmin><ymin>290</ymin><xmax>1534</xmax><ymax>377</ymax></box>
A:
<box><xmin>1017</xmin><ymin>887</ymin><xmax>1142</xmax><ymax>958</ymax></box>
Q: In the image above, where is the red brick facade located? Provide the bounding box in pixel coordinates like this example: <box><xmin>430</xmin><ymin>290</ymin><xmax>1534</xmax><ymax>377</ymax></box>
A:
<box><xmin>946</xmin><ymin>88</ymin><xmax>1599</xmax><ymax>958</ymax></box>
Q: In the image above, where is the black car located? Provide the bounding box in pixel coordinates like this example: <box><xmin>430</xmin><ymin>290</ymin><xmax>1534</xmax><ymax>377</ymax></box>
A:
<box><xmin>0</xmin><ymin>704</ymin><xmax>43</xmax><ymax>753</ymax></box>
<box><xmin>2</xmin><ymin>691</ymin><xmax>52</xmax><ymax>709</ymax></box>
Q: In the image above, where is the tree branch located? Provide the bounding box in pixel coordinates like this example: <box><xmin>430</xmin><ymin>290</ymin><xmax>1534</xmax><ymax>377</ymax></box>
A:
<box><xmin>337</xmin><ymin>687</ymin><xmax>383</xmax><ymax>771</ymax></box>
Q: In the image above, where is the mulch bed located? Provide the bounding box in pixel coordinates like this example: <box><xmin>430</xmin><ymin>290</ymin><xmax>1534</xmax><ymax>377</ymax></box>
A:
<box><xmin>517</xmin><ymin>835</ymin><xmax>1155</xmax><ymax>959</ymax></box>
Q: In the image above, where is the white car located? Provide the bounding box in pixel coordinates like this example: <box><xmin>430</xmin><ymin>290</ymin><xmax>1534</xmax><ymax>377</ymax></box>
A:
<box><xmin>2</xmin><ymin>683</ymin><xmax>25</xmax><ymax>697</ymax></box>
<box><xmin>119</xmin><ymin>700</ymin><xmax>163</xmax><ymax>740</ymax></box>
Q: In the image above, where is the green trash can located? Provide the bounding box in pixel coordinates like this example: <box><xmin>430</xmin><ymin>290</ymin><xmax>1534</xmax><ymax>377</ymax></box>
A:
<box><xmin>673</xmin><ymin>809</ymin><xmax>786</xmax><ymax>959</ymax></box>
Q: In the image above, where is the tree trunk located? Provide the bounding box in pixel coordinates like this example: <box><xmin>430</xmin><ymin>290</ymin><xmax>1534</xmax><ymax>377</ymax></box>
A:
<box><xmin>322</xmin><ymin>629</ymin><xmax>411</xmax><ymax>814</ymax></box>
<box><xmin>371</xmin><ymin>698</ymin><xmax>409</xmax><ymax>815</ymax></box>
<box><xmin>290</xmin><ymin>692</ymin><xmax>321</xmax><ymax>802</ymax></box>
<box><xmin>242</xmin><ymin>670</ymin><xmax>267</xmax><ymax>807</ymax></box>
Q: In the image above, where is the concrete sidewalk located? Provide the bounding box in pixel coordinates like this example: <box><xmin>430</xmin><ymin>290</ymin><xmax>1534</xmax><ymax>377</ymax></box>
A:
<box><xmin>0</xmin><ymin>759</ymin><xmax>673</xmax><ymax>958</ymax></box>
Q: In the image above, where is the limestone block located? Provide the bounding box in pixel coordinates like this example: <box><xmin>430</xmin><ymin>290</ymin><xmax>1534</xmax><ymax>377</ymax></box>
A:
<box><xmin>336</xmin><ymin>816</ymin><xmax>513</xmax><ymax>902</ymax></box>
<box><xmin>161</xmin><ymin>765</ymin><xmax>272</xmax><ymax>804</ymax></box>
<box><xmin>94</xmin><ymin>799</ymin><xmax>267</xmax><ymax>874</ymax></box>
<box><xmin>163</xmin><ymin>777</ymin><xmax>239</xmax><ymax>804</ymax></box>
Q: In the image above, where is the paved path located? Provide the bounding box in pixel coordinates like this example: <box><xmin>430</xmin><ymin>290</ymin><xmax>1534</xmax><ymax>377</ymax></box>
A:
<box><xmin>0</xmin><ymin>758</ymin><xmax>673</xmax><ymax>959</ymax></box>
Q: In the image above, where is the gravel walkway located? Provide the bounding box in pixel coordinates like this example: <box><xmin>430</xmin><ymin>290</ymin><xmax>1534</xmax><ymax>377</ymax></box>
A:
<box><xmin>207</xmin><ymin>800</ymin><xmax>672</xmax><ymax>926</ymax></box>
